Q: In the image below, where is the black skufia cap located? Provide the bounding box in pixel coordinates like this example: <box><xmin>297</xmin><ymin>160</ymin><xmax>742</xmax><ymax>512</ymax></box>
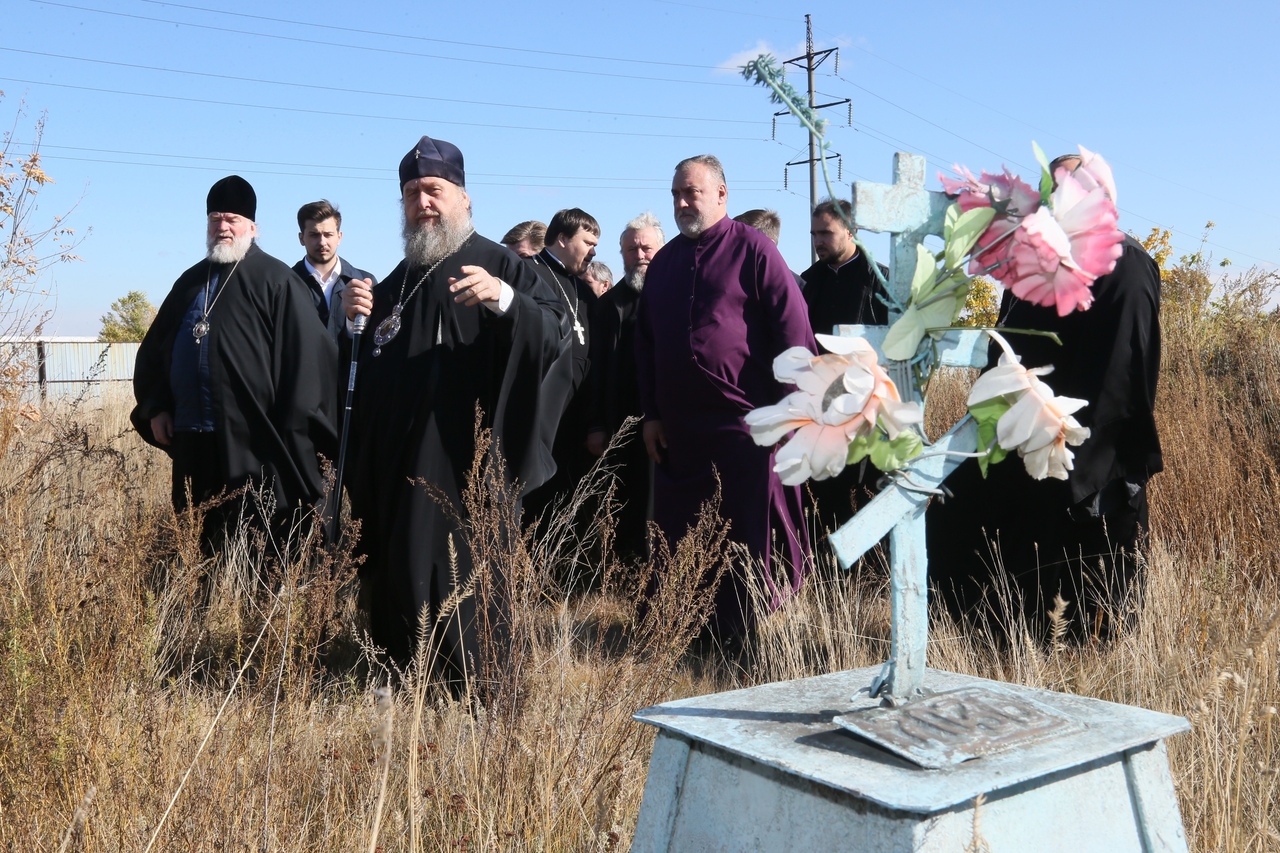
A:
<box><xmin>207</xmin><ymin>175</ymin><xmax>257</xmax><ymax>221</ymax></box>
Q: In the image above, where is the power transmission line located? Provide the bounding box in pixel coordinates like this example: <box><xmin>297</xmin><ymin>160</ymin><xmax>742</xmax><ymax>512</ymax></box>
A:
<box><xmin>0</xmin><ymin>46</ymin><xmax>762</xmax><ymax>126</ymax></box>
<box><xmin>13</xmin><ymin>140</ymin><xmax>780</xmax><ymax>186</ymax></box>
<box><xmin>0</xmin><ymin>77</ymin><xmax>767</xmax><ymax>142</ymax></box>
<box><xmin>31</xmin><ymin>0</ymin><xmax>748</xmax><ymax>89</ymax></box>
<box><xmin>138</xmin><ymin>0</ymin><xmax>720</xmax><ymax>70</ymax></box>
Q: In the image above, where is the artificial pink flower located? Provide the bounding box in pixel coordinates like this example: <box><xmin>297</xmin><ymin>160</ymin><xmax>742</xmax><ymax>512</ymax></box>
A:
<box><xmin>745</xmin><ymin>334</ymin><xmax>922</xmax><ymax>485</ymax></box>
<box><xmin>940</xmin><ymin>166</ymin><xmax>1040</xmax><ymax>278</ymax></box>
<box><xmin>969</xmin><ymin>221</ymin><xmax>1021</xmax><ymax>281</ymax></box>
<box><xmin>1005</xmin><ymin>170</ymin><xmax>1124</xmax><ymax>316</ymax></box>
<box><xmin>939</xmin><ymin>166</ymin><xmax>1041</xmax><ymax>216</ymax></box>
<box><xmin>1068</xmin><ymin>146</ymin><xmax>1117</xmax><ymax>206</ymax></box>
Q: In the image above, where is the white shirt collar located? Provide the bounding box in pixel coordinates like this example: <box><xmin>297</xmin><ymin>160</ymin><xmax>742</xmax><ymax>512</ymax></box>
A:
<box><xmin>304</xmin><ymin>256</ymin><xmax>344</xmax><ymax>296</ymax></box>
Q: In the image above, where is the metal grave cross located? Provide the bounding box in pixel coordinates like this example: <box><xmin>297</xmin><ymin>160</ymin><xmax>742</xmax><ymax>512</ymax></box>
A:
<box><xmin>825</xmin><ymin>153</ymin><xmax>988</xmax><ymax>705</ymax></box>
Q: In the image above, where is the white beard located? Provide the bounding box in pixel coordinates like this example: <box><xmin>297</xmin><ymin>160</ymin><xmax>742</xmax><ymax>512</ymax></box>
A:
<box><xmin>207</xmin><ymin>233</ymin><xmax>253</xmax><ymax>264</ymax></box>
<box><xmin>403</xmin><ymin>211</ymin><xmax>472</xmax><ymax>268</ymax></box>
<box><xmin>623</xmin><ymin>265</ymin><xmax>647</xmax><ymax>292</ymax></box>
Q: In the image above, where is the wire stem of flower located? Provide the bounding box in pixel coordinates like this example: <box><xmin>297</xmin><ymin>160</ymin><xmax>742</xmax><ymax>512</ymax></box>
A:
<box><xmin>886</xmin><ymin>470</ymin><xmax>948</xmax><ymax>495</ymax></box>
<box><xmin>915</xmin><ymin>225</ymin><xmax>1022</xmax><ymax>311</ymax></box>
<box><xmin>914</xmin><ymin>276</ymin><xmax>970</xmax><ymax>311</ymax></box>
<box><xmin>974</xmin><ymin>326</ymin><xmax>1064</xmax><ymax>346</ymax></box>
<box><xmin>910</xmin><ymin>448</ymin><xmax>991</xmax><ymax>462</ymax></box>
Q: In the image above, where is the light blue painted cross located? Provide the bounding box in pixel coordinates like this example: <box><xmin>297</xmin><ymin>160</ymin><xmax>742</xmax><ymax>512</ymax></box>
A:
<box><xmin>826</xmin><ymin>153</ymin><xmax>988</xmax><ymax>704</ymax></box>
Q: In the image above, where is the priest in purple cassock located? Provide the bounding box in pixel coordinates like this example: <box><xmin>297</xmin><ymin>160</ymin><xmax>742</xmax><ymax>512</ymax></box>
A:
<box><xmin>635</xmin><ymin>154</ymin><xmax>816</xmax><ymax>637</ymax></box>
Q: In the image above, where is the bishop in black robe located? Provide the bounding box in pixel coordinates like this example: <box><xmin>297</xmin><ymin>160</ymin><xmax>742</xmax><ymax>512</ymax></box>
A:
<box><xmin>928</xmin><ymin>236</ymin><xmax>1163</xmax><ymax>641</ymax></box>
<box><xmin>343</xmin><ymin>233</ymin><xmax>568</xmax><ymax>675</ymax></box>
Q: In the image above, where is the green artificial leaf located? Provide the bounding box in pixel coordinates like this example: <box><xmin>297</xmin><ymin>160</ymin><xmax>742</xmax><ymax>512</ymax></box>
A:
<box><xmin>968</xmin><ymin>395</ymin><xmax>1012</xmax><ymax>429</ymax></box>
<box><xmin>1032</xmin><ymin>140</ymin><xmax>1051</xmax><ymax>173</ymax></box>
<box><xmin>847</xmin><ymin>432</ymin><xmax>875</xmax><ymax>465</ymax></box>
<box><xmin>944</xmin><ymin>202</ymin><xmax>960</xmax><ymax>241</ymax></box>
<box><xmin>868</xmin><ymin>429</ymin><xmax>924</xmax><ymax>472</ymax></box>
<box><xmin>881</xmin><ymin>307</ymin><xmax>926</xmax><ymax>361</ymax></box>
<box><xmin>968</xmin><ymin>396</ymin><xmax>1012</xmax><ymax>477</ymax></box>
<box><xmin>1032</xmin><ymin>140</ymin><xmax>1053</xmax><ymax>205</ymax></box>
<box><xmin>948</xmin><ymin>277</ymin><xmax>972</xmax><ymax>324</ymax></box>
<box><xmin>944</xmin><ymin>207</ymin><xmax>997</xmax><ymax>272</ymax></box>
<box><xmin>975</xmin><ymin>419</ymin><xmax>1005</xmax><ymax>476</ymax></box>
<box><xmin>909</xmin><ymin>243</ymin><xmax>938</xmax><ymax>301</ymax></box>
<box><xmin>919</xmin><ymin>295</ymin><xmax>959</xmax><ymax>336</ymax></box>
<box><xmin>883</xmin><ymin>293</ymin><xmax>961</xmax><ymax>361</ymax></box>
<box><xmin>1038</xmin><ymin>171</ymin><xmax>1053</xmax><ymax>206</ymax></box>
<box><xmin>885</xmin><ymin>245</ymin><xmax>955</xmax><ymax>360</ymax></box>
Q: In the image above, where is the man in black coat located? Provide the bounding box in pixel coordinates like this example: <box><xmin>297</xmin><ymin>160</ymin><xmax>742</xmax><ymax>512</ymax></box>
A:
<box><xmin>131</xmin><ymin>176</ymin><xmax>339</xmax><ymax>549</ymax></box>
<box><xmin>522</xmin><ymin>208</ymin><xmax>601</xmax><ymax>527</ymax></box>
<box><xmin>586</xmin><ymin>212</ymin><xmax>665</xmax><ymax>561</ymax></box>
<box><xmin>802</xmin><ymin>198</ymin><xmax>890</xmax><ymax>334</ymax></box>
<box><xmin>928</xmin><ymin>155</ymin><xmax>1162</xmax><ymax>642</ymax></box>
<box><xmin>340</xmin><ymin>136</ymin><xmax>569</xmax><ymax>677</ymax></box>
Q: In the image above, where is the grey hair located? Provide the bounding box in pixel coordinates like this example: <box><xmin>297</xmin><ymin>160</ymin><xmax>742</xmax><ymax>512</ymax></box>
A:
<box><xmin>621</xmin><ymin>210</ymin><xmax>666</xmax><ymax>246</ymax></box>
<box><xmin>585</xmin><ymin>261</ymin><xmax>614</xmax><ymax>286</ymax></box>
<box><xmin>675</xmin><ymin>154</ymin><xmax>726</xmax><ymax>187</ymax></box>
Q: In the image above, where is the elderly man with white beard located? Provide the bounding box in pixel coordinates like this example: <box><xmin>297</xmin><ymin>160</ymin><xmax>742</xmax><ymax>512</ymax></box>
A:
<box><xmin>340</xmin><ymin>135</ymin><xmax>569</xmax><ymax>679</ymax></box>
<box><xmin>132</xmin><ymin>175</ymin><xmax>339</xmax><ymax>550</ymax></box>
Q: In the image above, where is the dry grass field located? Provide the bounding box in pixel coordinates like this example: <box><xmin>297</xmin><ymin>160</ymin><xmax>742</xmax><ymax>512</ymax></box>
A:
<box><xmin>2</xmin><ymin>251</ymin><xmax>1278</xmax><ymax>851</ymax></box>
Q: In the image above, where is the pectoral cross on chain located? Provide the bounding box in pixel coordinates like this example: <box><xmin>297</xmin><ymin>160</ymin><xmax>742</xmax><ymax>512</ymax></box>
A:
<box><xmin>827</xmin><ymin>153</ymin><xmax>990</xmax><ymax>704</ymax></box>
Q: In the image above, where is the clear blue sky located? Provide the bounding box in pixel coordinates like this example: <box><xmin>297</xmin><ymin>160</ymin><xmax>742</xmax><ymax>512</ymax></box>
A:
<box><xmin>5</xmin><ymin>0</ymin><xmax>1277</xmax><ymax>335</ymax></box>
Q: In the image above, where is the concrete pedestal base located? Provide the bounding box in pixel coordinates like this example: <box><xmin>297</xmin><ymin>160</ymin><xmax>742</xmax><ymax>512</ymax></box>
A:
<box><xmin>633</xmin><ymin>667</ymin><xmax>1188</xmax><ymax>852</ymax></box>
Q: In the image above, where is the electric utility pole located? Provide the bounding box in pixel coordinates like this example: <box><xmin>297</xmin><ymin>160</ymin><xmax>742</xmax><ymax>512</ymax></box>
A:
<box><xmin>779</xmin><ymin>14</ymin><xmax>849</xmax><ymax>262</ymax></box>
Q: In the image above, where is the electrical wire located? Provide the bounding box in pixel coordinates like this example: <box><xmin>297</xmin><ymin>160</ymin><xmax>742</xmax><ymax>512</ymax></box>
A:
<box><xmin>0</xmin><ymin>47</ymin><xmax>762</xmax><ymax>125</ymax></box>
<box><xmin>0</xmin><ymin>76</ymin><xmax>767</xmax><ymax>142</ymax></box>
<box><xmin>12</xmin><ymin>140</ymin><xmax>779</xmax><ymax>185</ymax></box>
<box><xmin>137</xmin><ymin>0</ymin><xmax>721</xmax><ymax>70</ymax></box>
<box><xmin>30</xmin><ymin>0</ymin><xmax>748</xmax><ymax>89</ymax></box>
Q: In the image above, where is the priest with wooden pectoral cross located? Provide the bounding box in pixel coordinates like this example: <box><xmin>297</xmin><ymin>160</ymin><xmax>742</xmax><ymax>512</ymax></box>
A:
<box><xmin>522</xmin><ymin>207</ymin><xmax>602</xmax><ymax>526</ymax></box>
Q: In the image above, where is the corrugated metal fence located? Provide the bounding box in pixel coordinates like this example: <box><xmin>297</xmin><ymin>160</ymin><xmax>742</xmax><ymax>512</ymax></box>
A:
<box><xmin>1</xmin><ymin>338</ymin><xmax>139</xmax><ymax>402</ymax></box>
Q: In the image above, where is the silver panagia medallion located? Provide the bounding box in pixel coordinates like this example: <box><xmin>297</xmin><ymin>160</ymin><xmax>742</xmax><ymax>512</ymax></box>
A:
<box><xmin>372</xmin><ymin>307</ymin><xmax>402</xmax><ymax>357</ymax></box>
<box><xmin>192</xmin><ymin>318</ymin><xmax>210</xmax><ymax>343</ymax></box>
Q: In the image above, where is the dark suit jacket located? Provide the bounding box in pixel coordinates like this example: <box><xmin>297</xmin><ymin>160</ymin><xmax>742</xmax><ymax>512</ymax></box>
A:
<box><xmin>292</xmin><ymin>257</ymin><xmax>378</xmax><ymax>339</ymax></box>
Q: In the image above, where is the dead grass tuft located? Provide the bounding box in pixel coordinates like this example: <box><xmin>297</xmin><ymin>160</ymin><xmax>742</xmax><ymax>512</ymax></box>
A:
<box><xmin>2</xmin><ymin>258</ymin><xmax>1279</xmax><ymax>848</ymax></box>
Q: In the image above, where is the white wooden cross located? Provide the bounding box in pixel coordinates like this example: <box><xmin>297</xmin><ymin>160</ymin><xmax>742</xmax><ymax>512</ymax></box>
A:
<box><xmin>826</xmin><ymin>153</ymin><xmax>988</xmax><ymax>704</ymax></box>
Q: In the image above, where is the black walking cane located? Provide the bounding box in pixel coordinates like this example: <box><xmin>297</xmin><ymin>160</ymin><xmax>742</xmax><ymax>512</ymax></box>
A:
<box><xmin>324</xmin><ymin>279</ymin><xmax>368</xmax><ymax>545</ymax></box>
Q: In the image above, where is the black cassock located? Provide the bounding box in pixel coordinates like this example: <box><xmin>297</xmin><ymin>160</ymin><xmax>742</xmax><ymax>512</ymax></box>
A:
<box><xmin>928</xmin><ymin>236</ymin><xmax>1163</xmax><ymax>640</ymax></box>
<box><xmin>587</xmin><ymin>278</ymin><xmax>650</xmax><ymax>560</ymax></box>
<box><xmin>131</xmin><ymin>243</ymin><xmax>338</xmax><ymax>525</ymax></box>
<box><xmin>343</xmin><ymin>234</ymin><xmax>568</xmax><ymax>675</ymax></box>
<box><xmin>522</xmin><ymin>248</ymin><xmax>598</xmax><ymax>522</ymax></box>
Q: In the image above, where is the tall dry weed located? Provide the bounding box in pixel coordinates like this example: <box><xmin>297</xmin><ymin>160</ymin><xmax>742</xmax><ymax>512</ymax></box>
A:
<box><xmin>2</xmin><ymin>250</ymin><xmax>1280</xmax><ymax>849</ymax></box>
